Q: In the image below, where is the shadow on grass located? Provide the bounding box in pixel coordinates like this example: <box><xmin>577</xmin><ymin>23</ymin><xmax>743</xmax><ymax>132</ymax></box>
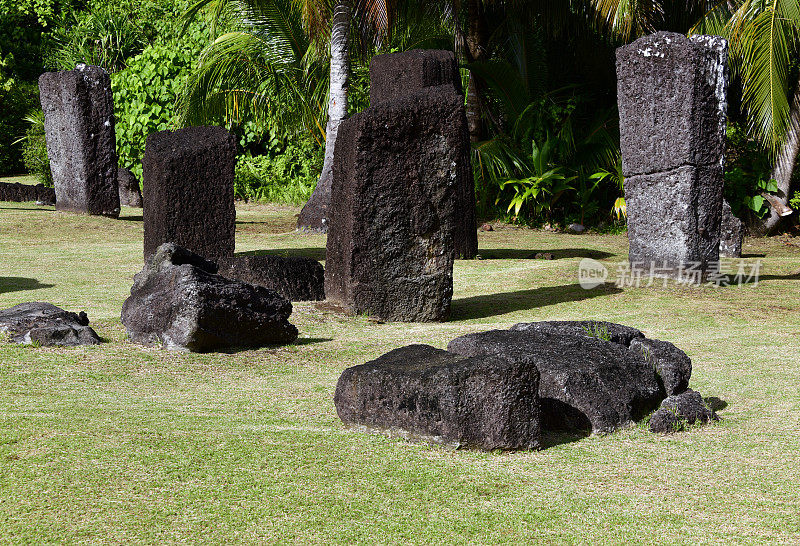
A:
<box><xmin>450</xmin><ymin>284</ymin><xmax>621</xmax><ymax>320</ymax></box>
<box><xmin>704</xmin><ymin>397</ymin><xmax>728</xmax><ymax>412</ymax></box>
<box><xmin>215</xmin><ymin>337</ymin><xmax>333</xmax><ymax>354</ymax></box>
<box><xmin>117</xmin><ymin>214</ymin><xmax>143</xmax><ymax>222</ymax></box>
<box><xmin>236</xmin><ymin>248</ymin><xmax>327</xmax><ymax>261</ymax></box>
<box><xmin>477</xmin><ymin>248</ymin><xmax>616</xmax><ymax>260</ymax></box>
<box><xmin>0</xmin><ymin>205</ymin><xmax>54</xmax><ymax>212</ymax></box>
<box><xmin>0</xmin><ymin>277</ymin><xmax>55</xmax><ymax>294</ymax></box>
<box><xmin>540</xmin><ymin>431</ymin><xmax>590</xmax><ymax>449</ymax></box>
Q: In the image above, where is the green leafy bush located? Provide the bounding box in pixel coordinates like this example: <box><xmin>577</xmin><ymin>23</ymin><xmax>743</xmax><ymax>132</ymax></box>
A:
<box><xmin>0</xmin><ymin>52</ymin><xmax>39</xmax><ymax>175</ymax></box>
<box><xmin>111</xmin><ymin>38</ymin><xmax>204</xmax><ymax>180</ymax></box>
<box><xmin>19</xmin><ymin>110</ymin><xmax>53</xmax><ymax>186</ymax></box>
<box><xmin>724</xmin><ymin>124</ymin><xmax>777</xmax><ymax>219</ymax></box>
<box><xmin>234</xmin><ymin>139</ymin><xmax>322</xmax><ymax>205</ymax></box>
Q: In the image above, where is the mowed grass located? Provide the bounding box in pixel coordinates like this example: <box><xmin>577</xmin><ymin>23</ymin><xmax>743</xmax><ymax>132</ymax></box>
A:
<box><xmin>1</xmin><ymin>200</ymin><xmax>800</xmax><ymax>543</ymax></box>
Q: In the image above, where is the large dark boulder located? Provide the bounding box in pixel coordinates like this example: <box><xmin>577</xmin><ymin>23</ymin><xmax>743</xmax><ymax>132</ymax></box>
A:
<box><xmin>0</xmin><ymin>302</ymin><xmax>100</xmax><ymax>346</ymax></box>
<box><xmin>368</xmin><ymin>49</ymin><xmax>477</xmax><ymax>259</ymax></box>
<box><xmin>617</xmin><ymin>33</ymin><xmax>728</xmax><ymax>278</ymax></box>
<box><xmin>142</xmin><ymin>126</ymin><xmax>236</xmax><ymax>261</ymax></box>
<box><xmin>325</xmin><ymin>85</ymin><xmax>465</xmax><ymax>322</ymax></box>
<box><xmin>217</xmin><ymin>255</ymin><xmax>325</xmax><ymax>301</ymax></box>
<box><xmin>0</xmin><ymin>182</ymin><xmax>56</xmax><ymax>205</ymax></box>
<box><xmin>121</xmin><ymin>243</ymin><xmax>298</xmax><ymax>352</ymax></box>
<box><xmin>334</xmin><ymin>344</ymin><xmax>541</xmax><ymax>451</ymax></box>
<box><xmin>117</xmin><ymin>167</ymin><xmax>142</xmax><ymax>208</ymax></box>
<box><xmin>447</xmin><ymin>329</ymin><xmax>664</xmax><ymax>434</ymax></box>
<box><xmin>649</xmin><ymin>389</ymin><xmax>719</xmax><ymax>433</ymax></box>
<box><xmin>39</xmin><ymin>64</ymin><xmax>120</xmax><ymax>217</ymax></box>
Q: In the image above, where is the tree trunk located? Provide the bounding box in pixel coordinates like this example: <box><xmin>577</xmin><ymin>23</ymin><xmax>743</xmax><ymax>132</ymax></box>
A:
<box><xmin>755</xmin><ymin>73</ymin><xmax>800</xmax><ymax>235</ymax></box>
<box><xmin>297</xmin><ymin>0</ymin><xmax>352</xmax><ymax>231</ymax></box>
<box><xmin>465</xmin><ymin>0</ymin><xmax>488</xmax><ymax>143</ymax></box>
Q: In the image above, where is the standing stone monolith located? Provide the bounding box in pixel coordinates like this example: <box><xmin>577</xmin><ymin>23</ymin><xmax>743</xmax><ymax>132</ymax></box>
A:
<box><xmin>39</xmin><ymin>64</ymin><xmax>120</xmax><ymax>217</ymax></box>
<box><xmin>325</xmin><ymin>85</ymin><xmax>463</xmax><ymax>322</ymax></box>
<box><xmin>368</xmin><ymin>50</ymin><xmax>478</xmax><ymax>259</ymax></box>
<box><xmin>142</xmin><ymin>126</ymin><xmax>236</xmax><ymax>261</ymax></box>
<box><xmin>719</xmin><ymin>198</ymin><xmax>745</xmax><ymax>257</ymax></box>
<box><xmin>617</xmin><ymin>33</ymin><xmax>729</xmax><ymax>279</ymax></box>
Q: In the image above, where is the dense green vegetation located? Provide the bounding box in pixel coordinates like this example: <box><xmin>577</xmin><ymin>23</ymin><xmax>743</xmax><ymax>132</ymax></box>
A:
<box><xmin>1</xmin><ymin>0</ymin><xmax>799</xmax><ymax>232</ymax></box>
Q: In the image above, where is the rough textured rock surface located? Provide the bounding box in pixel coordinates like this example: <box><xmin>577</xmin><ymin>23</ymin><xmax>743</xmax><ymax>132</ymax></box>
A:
<box><xmin>117</xmin><ymin>167</ymin><xmax>142</xmax><ymax>208</ymax></box>
<box><xmin>649</xmin><ymin>389</ymin><xmax>719</xmax><ymax>433</ymax></box>
<box><xmin>368</xmin><ymin>50</ymin><xmax>477</xmax><ymax>259</ymax></box>
<box><xmin>334</xmin><ymin>344</ymin><xmax>541</xmax><ymax>451</ymax></box>
<box><xmin>629</xmin><ymin>337</ymin><xmax>691</xmax><ymax>396</ymax></box>
<box><xmin>719</xmin><ymin>198</ymin><xmax>745</xmax><ymax>258</ymax></box>
<box><xmin>511</xmin><ymin>320</ymin><xmax>645</xmax><ymax>346</ymax></box>
<box><xmin>325</xmin><ymin>86</ymin><xmax>465</xmax><ymax>322</ymax></box>
<box><xmin>121</xmin><ymin>243</ymin><xmax>298</xmax><ymax>352</ymax></box>
<box><xmin>447</xmin><ymin>329</ymin><xmax>664</xmax><ymax>434</ymax></box>
<box><xmin>624</xmin><ymin>165</ymin><xmax>724</xmax><ymax>276</ymax></box>
<box><xmin>39</xmin><ymin>64</ymin><xmax>119</xmax><ymax>217</ymax></box>
<box><xmin>0</xmin><ymin>182</ymin><xmax>56</xmax><ymax>204</ymax></box>
<box><xmin>142</xmin><ymin>126</ymin><xmax>236</xmax><ymax>261</ymax></box>
<box><xmin>0</xmin><ymin>302</ymin><xmax>100</xmax><ymax>346</ymax></box>
<box><xmin>617</xmin><ymin>32</ymin><xmax>728</xmax><ymax>278</ymax></box>
<box><xmin>217</xmin><ymin>255</ymin><xmax>325</xmax><ymax>301</ymax></box>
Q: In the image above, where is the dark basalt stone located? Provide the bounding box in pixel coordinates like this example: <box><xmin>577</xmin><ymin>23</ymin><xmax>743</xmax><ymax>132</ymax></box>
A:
<box><xmin>325</xmin><ymin>86</ymin><xmax>466</xmax><ymax>322</ymax></box>
<box><xmin>217</xmin><ymin>255</ymin><xmax>325</xmax><ymax>301</ymax></box>
<box><xmin>334</xmin><ymin>344</ymin><xmax>541</xmax><ymax>451</ymax></box>
<box><xmin>649</xmin><ymin>389</ymin><xmax>719</xmax><ymax>433</ymax></box>
<box><xmin>719</xmin><ymin>198</ymin><xmax>745</xmax><ymax>258</ymax></box>
<box><xmin>616</xmin><ymin>33</ymin><xmax>729</xmax><ymax>177</ymax></box>
<box><xmin>617</xmin><ymin>33</ymin><xmax>728</xmax><ymax>278</ymax></box>
<box><xmin>121</xmin><ymin>243</ymin><xmax>298</xmax><ymax>352</ymax></box>
<box><xmin>39</xmin><ymin>64</ymin><xmax>120</xmax><ymax>217</ymax></box>
<box><xmin>624</xmin><ymin>165</ymin><xmax>724</xmax><ymax>277</ymax></box>
<box><xmin>447</xmin><ymin>329</ymin><xmax>664</xmax><ymax>434</ymax></box>
<box><xmin>117</xmin><ymin>167</ymin><xmax>142</xmax><ymax>208</ymax></box>
<box><xmin>0</xmin><ymin>182</ymin><xmax>56</xmax><ymax>205</ymax></box>
<box><xmin>368</xmin><ymin>49</ymin><xmax>477</xmax><ymax>259</ymax></box>
<box><xmin>142</xmin><ymin>126</ymin><xmax>236</xmax><ymax>261</ymax></box>
<box><xmin>511</xmin><ymin>320</ymin><xmax>645</xmax><ymax>346</ymax></box>
<box><xmin>629</xmin><ymin>337</ymin><xmax>692</xmax><ymax>396</ymax></box>
<box><xmin>0</xmin><ymin>302</ymin><xmax>100</xmax><ymax>346</ymax></box>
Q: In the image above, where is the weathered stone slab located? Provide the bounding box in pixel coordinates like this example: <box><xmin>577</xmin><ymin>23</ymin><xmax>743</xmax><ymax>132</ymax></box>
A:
<box><xmin>369</xmin><ymin>49</ymin><xmax>463</xmax><ymax>106</ymax></box>
<box><xmin>121</xmin><ymin>243</ymin><xmax>298</xmax><ymax>352</ymax></box>
<box><xmin>447</xmin><ymin>329</ymin><xmax>663</xmax><ymax>434</ymax></box>
<box><xmin>39</xmin><ymin>64</ymin><xmax>119</xmax><ymax>217</ymax></box>
<box><xmin>719</xmin><ymin>198</ymin><xmax>745</xmax><ymax>258</ymax></box>
<box><xmin>0</xmin><ymin>302</ymin><xmax>100</xmax><ymax>346</ymax></box>
<box><xmin>118</xmin><ymin>167</ymin><xmax>142</xmax><ymax>208</ymax></box>
<box><xmin>649</xmin><ymin>389</ymin><xmax>719</xmax><ymax>433</ymax></box>
<box><xmin>511</xmin><ymin>320</ymin><xmax>645</xmax><ymax>346</ymax></box>
<box><xmin>369</xmin><ymin>50</ymin><xmax>477</xmax><ymax>259</ymax></box>
<box><xmin>616</xmin><ymin>32</ymin><xmax>729</xmax><ymax>177</ymax></box>
<box><xmin>325</xmin><ymin>86</ymin><xmax>463</xmax><ymax>322</ymax></box>
<box><xmin>217</xmin><ymin>255</ymin><xmax>325</xmax><ymax>301</ymax></box>
<box><xmin>624</xmin><ymin>165</ymin><xmax>724</xmax><ymax>276</ymax></box>
<box><xmin>142</xmin><ymin>126</ymin><xmax>236</xmax><ymax>261</ymax></box>
<box><xmin>334</xmin><ymin>344</ymin><xmax>541</xmax><ymax>450</ymax></box>
<box><xmin>629</xmin><ymin>337</ymin><xmax>692</xmax><ymax>396</ymax></box>
<box><xmin>0</xmin><ymin>182</ymin><xmax>55</xmax><ymax>204</ymax></box>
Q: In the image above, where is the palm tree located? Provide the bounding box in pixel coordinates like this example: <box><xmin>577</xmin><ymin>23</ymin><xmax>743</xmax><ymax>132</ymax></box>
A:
<box><xmin>694</xmin><ymin>0</ymin><xmax>800</xmax><ymax>234</ymax></box>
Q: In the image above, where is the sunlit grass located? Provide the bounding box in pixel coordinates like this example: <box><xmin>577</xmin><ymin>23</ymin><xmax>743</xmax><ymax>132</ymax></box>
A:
<box><xmin>1</xmin><ymin>201</ymin><xmax>800</xmax><ymax>542</ymax></box>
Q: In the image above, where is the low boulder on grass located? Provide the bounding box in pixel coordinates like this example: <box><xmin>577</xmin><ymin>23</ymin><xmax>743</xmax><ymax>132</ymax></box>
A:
<box><xmin>121</xmin><ymin>243</ymin><xmax>298</xmax><ymax>352</ymax></box>
<box><xmin>0</xmin><ymin>302</ymin><xmax>100</xmax><ymax>346</ymax></box>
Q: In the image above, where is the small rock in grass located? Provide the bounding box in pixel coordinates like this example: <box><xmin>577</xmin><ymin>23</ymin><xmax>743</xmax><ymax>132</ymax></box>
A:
<box><xmin>649</xmin><ymin>389</ymin><xmax>719</xmax><ymax>433</ymax></box>
<box><xmin>0</xmin><ymin>302</ymin><xmax>101</xmax><ymax>346</ymax></box>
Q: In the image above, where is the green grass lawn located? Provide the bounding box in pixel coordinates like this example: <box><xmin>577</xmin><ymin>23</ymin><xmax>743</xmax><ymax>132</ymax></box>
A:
<box><xmin>0</xmin><ymin>174</ymin><xmax>40</xmax><ymax>185</ymax></box>
<box><xmin>1</xmin><ymin>200</ymin><xmax>800</xmax><ymax>543</ymax></box>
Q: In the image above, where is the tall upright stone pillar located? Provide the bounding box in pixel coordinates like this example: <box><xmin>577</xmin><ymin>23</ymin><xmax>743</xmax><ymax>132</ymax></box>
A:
<box><xmin>368</xmin><ymin>50</ymin><xmax>478</xmax><ymax>260</ymax></box>
<box><xmin>39</xmin><ymin>64</ymin><xmax>120</xmax><ymax>217</ymax></box>
<box><xmin>616</xmin><ymin>33</ymin><xmax>729</xmax><ymax>278</ymax></box>
<box><xmin>325</xmin><ymin>85</ymin><xmax>463</xmax><ymax>322</ymax></box>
